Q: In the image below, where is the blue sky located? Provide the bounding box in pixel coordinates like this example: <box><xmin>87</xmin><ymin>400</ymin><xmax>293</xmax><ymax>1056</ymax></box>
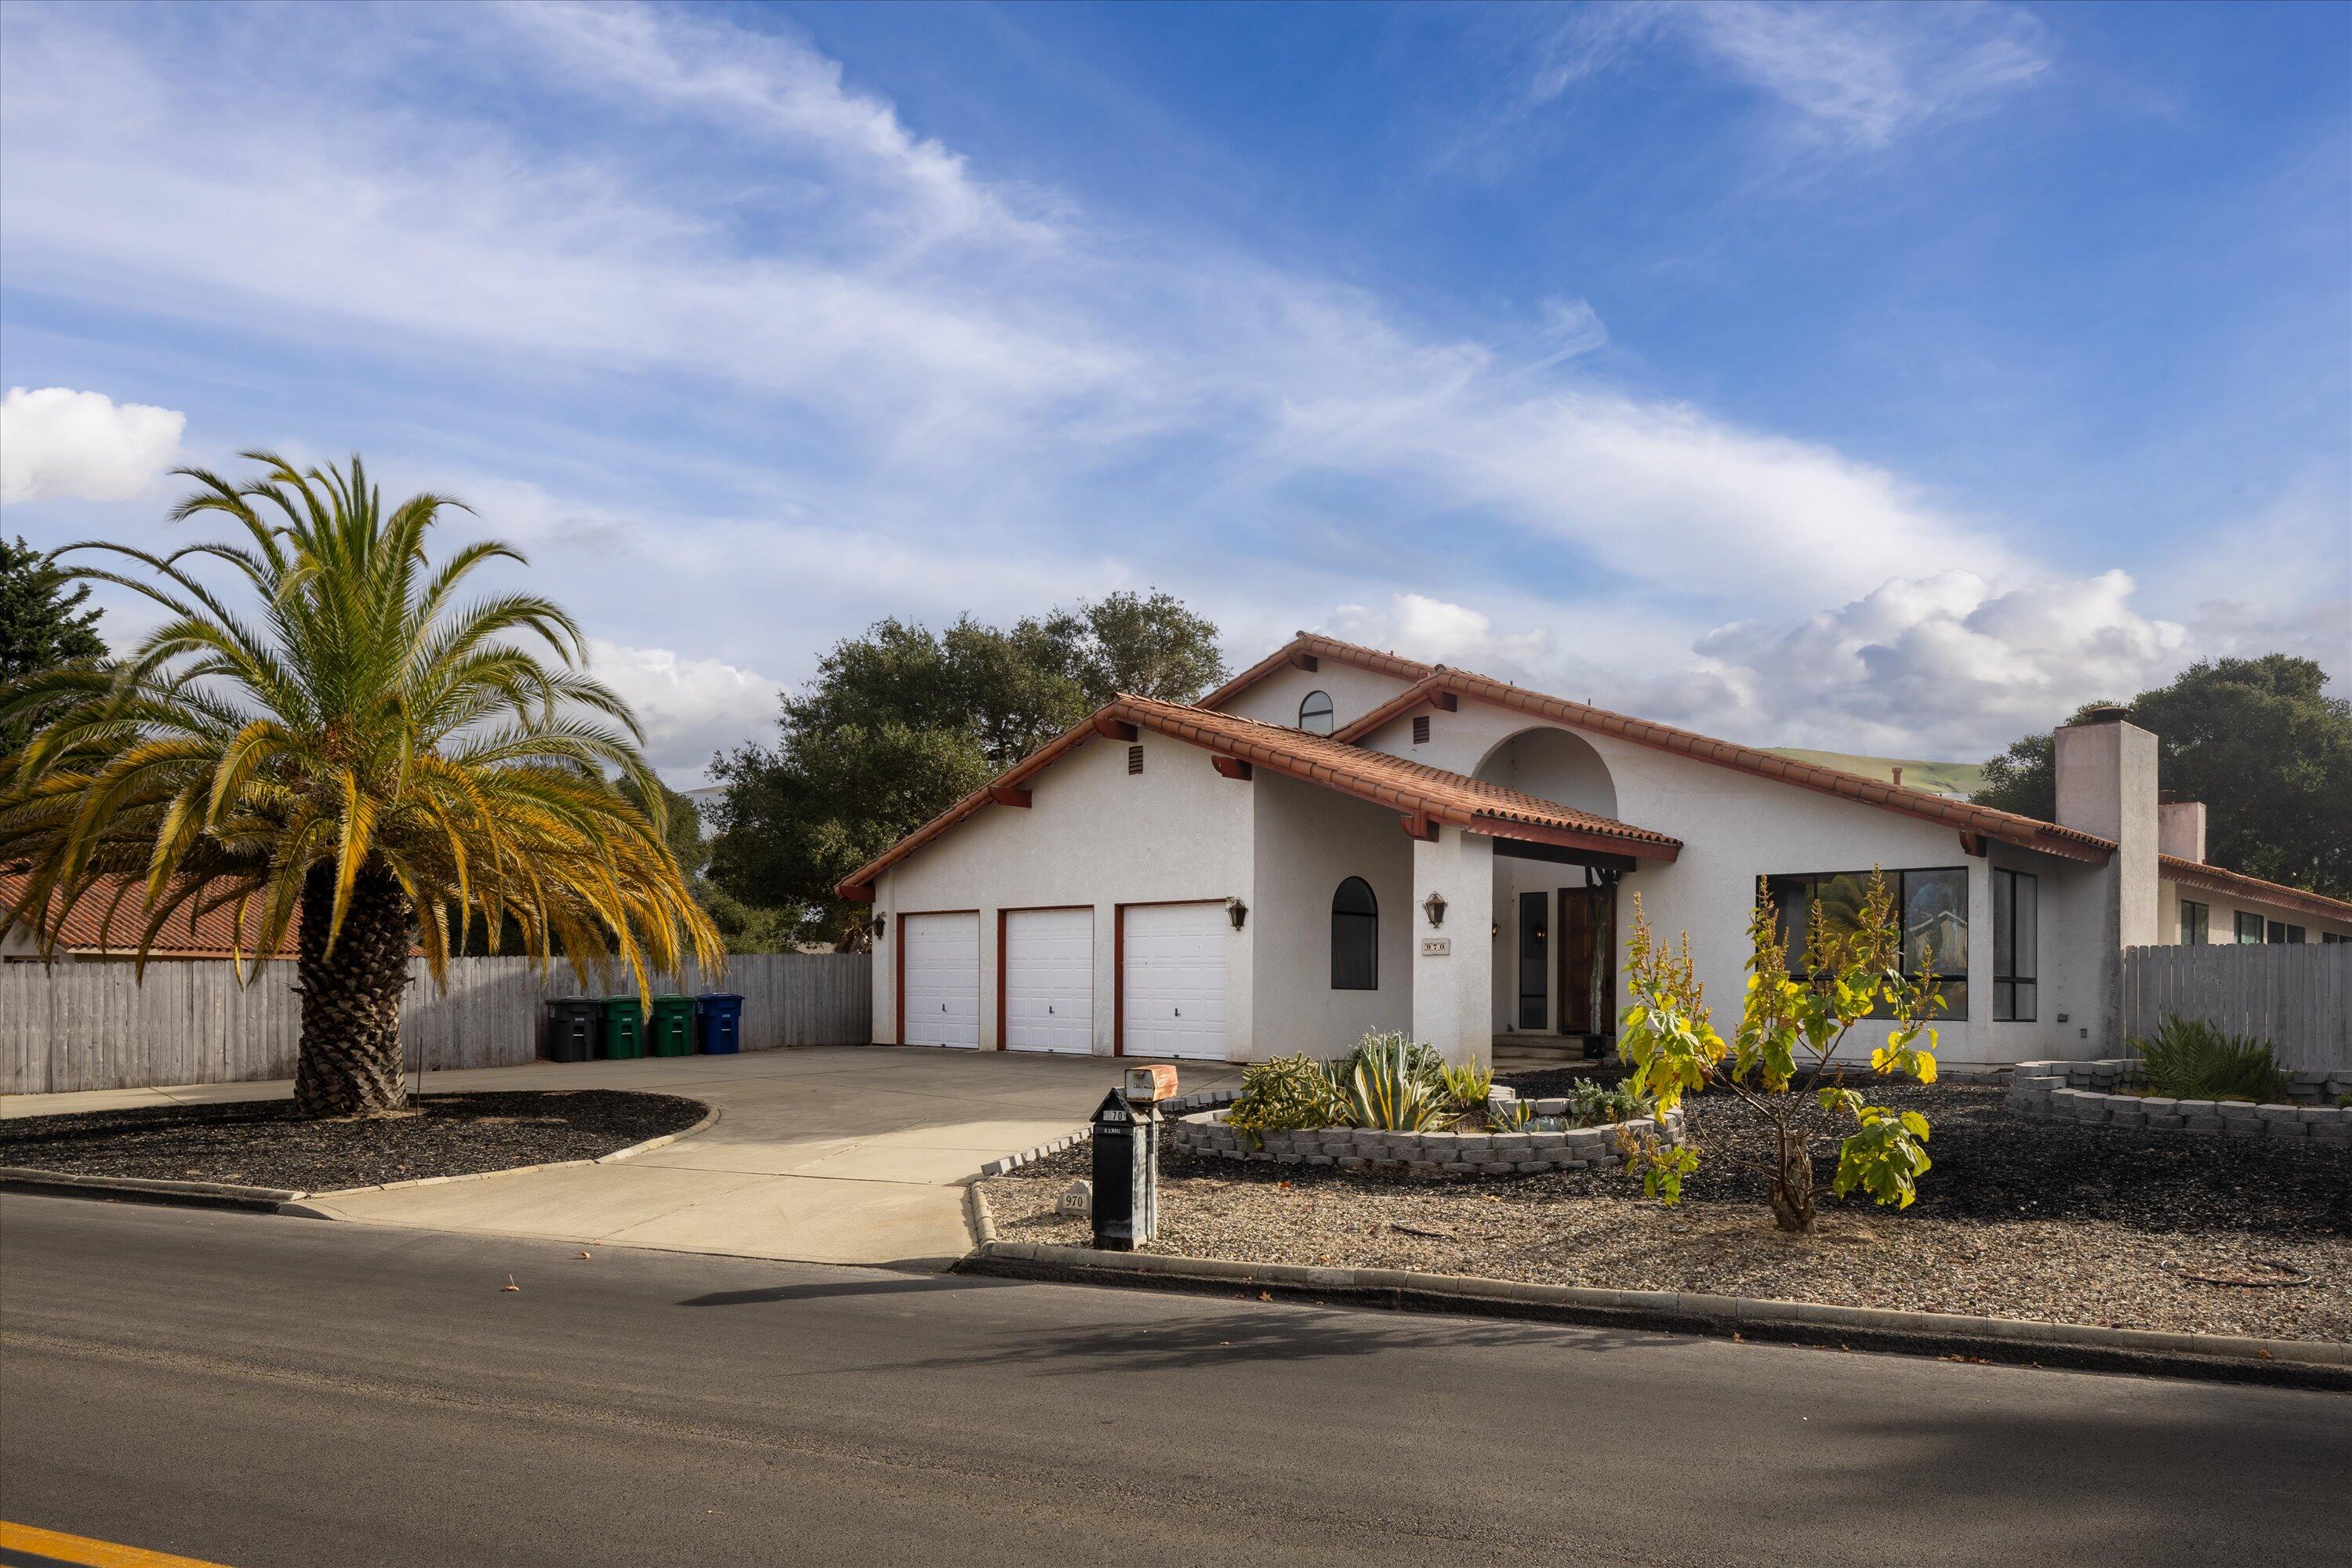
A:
<box><xmin>2</xmin><ymin>1</ymin><xmax>2345</xmax><ymax>781</ymax></box>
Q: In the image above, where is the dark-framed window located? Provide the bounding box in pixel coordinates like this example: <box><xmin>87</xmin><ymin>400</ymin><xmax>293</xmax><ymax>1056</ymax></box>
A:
<box><xmin>2269</xmin><ymin>920</ymin><xmax>2305</xmax><ymax>945</ymax></box>
<box><xmin>2326</xmin><ymin>932</ymin><xmax>2350</xmax><ymax>945</ymax></box>
<box><xmin>2179</xmin><ymin>900</ymin><xmax>2209</xmax><ymax>946</ymax></box>
<box><xmin>1331</xmin><ymin>877</ymin><xmax>1378</xmax><ymax>989</ymax></box>
<box><xmin>2235</xmin><ymin>911</ymin><xmax>2264</xmax><ymax>944</ymax></box>
<box><xmin>1992</xmin><ymin>869</ymin><xmax>2036</xmax><ymax>1022</ymax></box>
<box><xmin>1298</xmin><ymin>690</ymin><xmax>1335</xmax><ymax>736</ymax></box>
<box><xmin>1765</xmin><ymin>869</ymin><xmax>1968</xmax><ymax>1020</ymax></box>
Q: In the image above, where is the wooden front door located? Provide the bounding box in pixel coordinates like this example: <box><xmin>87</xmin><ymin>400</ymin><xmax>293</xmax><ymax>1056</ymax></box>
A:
<box><xmin>1556</xmin><ymin>886</ymin><xmax>1616</xmax><ymax>1037</ymax></box>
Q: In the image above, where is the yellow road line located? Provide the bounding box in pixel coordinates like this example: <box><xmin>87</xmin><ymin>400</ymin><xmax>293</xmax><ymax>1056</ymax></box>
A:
<box><xmin>0</xmin><ymin>1522</ymin><xmax>233</xmax><ymax>1568</ymax></box>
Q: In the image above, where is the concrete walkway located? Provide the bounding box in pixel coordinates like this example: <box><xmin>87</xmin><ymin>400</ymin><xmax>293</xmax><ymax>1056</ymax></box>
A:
<box><xmin>1</xmin><ymin>1047</ymin><xmax>1240</xmax><ymax>1269</ymax></box>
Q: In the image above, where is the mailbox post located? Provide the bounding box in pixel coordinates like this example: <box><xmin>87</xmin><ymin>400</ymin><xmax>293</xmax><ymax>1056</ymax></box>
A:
<box><xmin>1091</xmin><ymin>1065</ymin><xmax>1178</xmax><ymax>1251</ymax></box>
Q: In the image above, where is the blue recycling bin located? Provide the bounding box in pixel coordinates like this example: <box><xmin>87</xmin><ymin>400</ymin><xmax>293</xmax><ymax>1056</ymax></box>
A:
<box><xmin>695</xmin><ymin>992</ymin><xmax>746</xmax><ymax>1054</ymax></box>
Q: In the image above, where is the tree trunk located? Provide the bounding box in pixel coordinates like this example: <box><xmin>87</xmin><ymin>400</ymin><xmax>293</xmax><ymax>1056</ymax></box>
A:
<box><xmin>1769</xmin><ymin>1120</ymin><xmax>1815</xmax><ymax>1234</ymax></box>
<box><xmin>292</xmin><ymin>859</ymin><xmax>415</xmax><ymax>1117</ymax></box>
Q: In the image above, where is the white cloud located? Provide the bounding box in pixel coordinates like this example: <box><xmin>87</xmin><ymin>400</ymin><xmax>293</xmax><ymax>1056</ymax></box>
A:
<box><xmin>0</xmin><ymin>387</ymin><xmax>185</xmax><ymax>504</ymax></box>
<box><xmin>586</xmin><ymin>640</ymin><xmax>779</xmax><ymax>782</ymax></box>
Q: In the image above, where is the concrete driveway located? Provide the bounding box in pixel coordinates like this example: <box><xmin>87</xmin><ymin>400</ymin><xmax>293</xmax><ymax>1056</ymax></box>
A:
<box><xmin>2</xmin><ymin>1047</ymin><xmax>1240</xmax><ymax>1270</ymax></box>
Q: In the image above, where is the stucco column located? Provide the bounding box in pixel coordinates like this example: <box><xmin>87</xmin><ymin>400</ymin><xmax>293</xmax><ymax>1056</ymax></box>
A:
<box><xmin>1411</xmin><ymin>826</ymin><xmax>1494</xmax><ymax>1068</ymax></box>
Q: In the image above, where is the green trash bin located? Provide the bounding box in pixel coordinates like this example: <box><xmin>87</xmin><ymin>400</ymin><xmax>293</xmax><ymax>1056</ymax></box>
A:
<box><xmin>597</xmin><ymin>995</ymin><xmax>646</xmax><ymax>1059</ymax></box>
<box><xmin>648</xmin><ymin>994</ymin><xmax>697</xmax><ymax>1057</ymax></box>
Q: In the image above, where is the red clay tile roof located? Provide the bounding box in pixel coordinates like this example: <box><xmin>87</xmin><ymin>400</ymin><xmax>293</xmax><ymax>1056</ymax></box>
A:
<box><xmin>837</xmin><ymin>694</ymin><xmax>1681</xmax><ymax>898</ymax></box>
<box><xmin>2</xmin><ymin>871</ymin><xmax>297</xmax><ymax>960</ymax></box>
<box><xmin>1196</xmin><ymin>630</ymin><xmax>1436</xmax><ymax>711</ymax></box>
<box><xmin>2159</xmin><ymin>855</ymin><xmax>2352</xmax><ymax>924</ymax></box>
<box><xmin>1332</xmin><ymin>667</ymin><xmax>2117</xmax><ymax>866</ymax></box>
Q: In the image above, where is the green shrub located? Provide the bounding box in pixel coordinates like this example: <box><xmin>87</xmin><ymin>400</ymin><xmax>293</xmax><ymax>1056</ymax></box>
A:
<box><xmin>1489</xmin><ymin>1095</ymin><xmax>1534</xmax><ymax>1131</ymax></box>
<box><xmin>1343</xmin><ymin>1033</ymin><xmax>1456</xmax><ymax>1131</ymax></box>
<box><xmin>2130</xmin><ymin>1016</ymin><xmax>2293</xmax><ymax>1103</ymax></box>
<box><xmin>1563</xmin><ymin>1076</ymin><xmax>1653</xmax><ymax>1125</ymax></box>
<box><xmin>1225</xmin><ymin>1054</ymin><xmax>1349</xmax><ymax>1137</ymax></box>
<box><xmin>1439</xmin><ymin>1062</ymin><xmax>1494</xmax><ymax>1113</ymax></box>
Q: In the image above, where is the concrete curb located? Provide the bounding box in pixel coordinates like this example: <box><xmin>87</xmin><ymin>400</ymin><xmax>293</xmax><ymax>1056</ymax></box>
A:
<box><xmin>963</xmin><ymin>1180</ymin><xmax>999</xmax><ymax>1249</ymax></box>
<box><xmin>973</xmin><ymin>1089</ymin><xmax>1240</xmax><ymax>1179</ymax></box>
<box><xmin>0</xmin><ymin>1102</ymin><xmax>721</xmax><ymax>1218</ymax></box>
<box><xmin>958</xmin><ymin>1240</ymin><xmax>2352</xmax><ymax>1390</ymax></box>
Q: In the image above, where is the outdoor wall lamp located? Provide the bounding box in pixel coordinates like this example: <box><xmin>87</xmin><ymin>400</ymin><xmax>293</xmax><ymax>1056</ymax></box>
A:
<box><xmin>1227</xmin><ymin>897</ymin><xmax>1249</xmax><ymax>931</ymax></box>
<box><xmin>873</xmin><ymin>912</ymin><xmax>889</xmax><ymax>941</ymax></box>
<box><xmin>1422</xmin><ymin>891</ymin><xmax>1447</xmax><ymax>928</ymax></box>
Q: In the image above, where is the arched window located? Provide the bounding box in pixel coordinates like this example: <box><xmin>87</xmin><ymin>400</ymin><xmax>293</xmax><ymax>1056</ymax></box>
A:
<box><xmin>1331</xmin><ymin>877</ymin><xmax>1378</xmax><ymax>990</ymax></box>
<box><xmin>1298</xmin><ymin>689</ymin><xmax>1335</xmax><ymax>736</ymax></box>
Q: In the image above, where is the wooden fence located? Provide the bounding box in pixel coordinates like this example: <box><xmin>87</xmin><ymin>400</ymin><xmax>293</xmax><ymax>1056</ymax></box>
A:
<box><xmin>2120</xmin><ymin>944</ymin><xmax>2350</xmax><ymax>1073</ymax></box>
<box><xmin>0</xmin><ymin>953</ymin><xmax>873</xmax><ymax>1095</ymax></box>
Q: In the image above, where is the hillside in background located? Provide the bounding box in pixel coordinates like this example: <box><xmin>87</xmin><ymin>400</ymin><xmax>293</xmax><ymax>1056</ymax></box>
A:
<box><xmin>1767</xmin><ymin>749</ymin><xmax>1987</xmax><ymax>800</ymax></box>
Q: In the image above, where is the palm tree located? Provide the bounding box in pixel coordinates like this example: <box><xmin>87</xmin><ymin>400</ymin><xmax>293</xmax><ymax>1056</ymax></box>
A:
<box><xmin>0</xmin><ymin>454</ymin><xmax>721</xmax><ymax>1116</ymax></box>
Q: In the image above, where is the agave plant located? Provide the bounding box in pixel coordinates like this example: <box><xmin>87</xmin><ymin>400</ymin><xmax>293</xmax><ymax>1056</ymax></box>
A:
<box><xmin>1344</xmin><ymin>1033</ymin><xmax>1455</xmax><ymax>1131</ymax></box>
<box><xmin>1438</xmin><ymin>1061</ymin><xmax>1494</xmax><ymax>1114</ymax></box>
<box><xmin>0</xmin><ymin>454</ymin><xmax>721</xmax><ymax>1116</ymax></box>
<box><xmin>2131</xmin><ymin>1015</ymin><xmax>2292</xmax><ymax>1103</ymax></box>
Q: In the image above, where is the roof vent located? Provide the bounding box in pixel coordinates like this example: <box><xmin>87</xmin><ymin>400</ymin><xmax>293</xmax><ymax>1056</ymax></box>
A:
<box><xmin>1411</xmin><ymin>715</ymin><xmax>1432</xmax><ymax>746</ymax></box>
<box><xmin>1127</xmin><ymin>744</ymin><xmax>1143</xmax><ymax>774</ymax></box>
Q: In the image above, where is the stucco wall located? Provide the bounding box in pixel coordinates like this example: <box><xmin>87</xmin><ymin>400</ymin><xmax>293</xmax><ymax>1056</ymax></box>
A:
<box><xmin>1247</xmin><ymin>772</ymin><xmax>1414</xmax><ymax>1058</ymax></box>
<box><xmin>2158</xmin><ymin>881</ymin><xmax>2352</xmax><ymax>945</ymax></box>
<box><xmin>1214</xmin><ymin>660</ymin><xmax>1416</xmax><ymax>735</ymax></box>
<box><xmin>1356</xmin><ymin>698</ymin><xmax>2089</xmax><ymax>1065</ymax></box>
<box><xmin>872</xmin><ymin>732</ymin><xmax>1256</xmax><ymax>1054</ymax></box>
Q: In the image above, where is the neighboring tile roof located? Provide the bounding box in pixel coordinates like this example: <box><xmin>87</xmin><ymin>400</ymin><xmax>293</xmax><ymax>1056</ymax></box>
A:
<box><xmin>1196</xmin><ymin>630</ymin><xmax>1436</xmax><ymax>712</ymax></box>
<box><xmin>1333</xmin><ymin>668</ymin><xmax>2117</xmax><ymax>866</ymax></box>
<box><xmin>2159</xmin><ymin>855</ymin><xmax>2352</xmax><ymax>925</ymax></box>
<box><xmin>2</xmin><ymin>871</ymin><xmax>297</xmax><ymax>960</ymax></box>
<box><xmin>837</xmin><ymin>694</ymin><xmax>1681</xmax><ymax>898</ymax></box>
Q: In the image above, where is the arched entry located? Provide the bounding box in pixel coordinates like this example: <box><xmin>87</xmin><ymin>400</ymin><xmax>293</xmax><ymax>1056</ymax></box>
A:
<box><xmin>1476</xmin><ymin>728</ymin><xmax>1622</xmax><ymax>1044</ymax></box>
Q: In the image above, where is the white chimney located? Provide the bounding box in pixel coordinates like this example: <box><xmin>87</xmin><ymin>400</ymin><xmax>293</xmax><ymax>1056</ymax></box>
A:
<box><xmin>2158</xmin><ymin>799</ymin><xmax>2206</xmax><ymax>863</ymax></box>
<box><xmin>2055</xmin><ymin>704</ymin><xmax>2160</xmax><ymax>956</ymax></box>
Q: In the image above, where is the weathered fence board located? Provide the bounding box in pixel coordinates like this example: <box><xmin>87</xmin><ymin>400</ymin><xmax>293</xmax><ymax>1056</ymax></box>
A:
<box><xmin>2121</xmin><ymin>945</ymin><xmax>2350</xmax><ymax>1073</ymax></box>
<box><xmin>0</xmin><ymin>953</ymin><xmax>872</xmax><ymax>1095</ymax></box>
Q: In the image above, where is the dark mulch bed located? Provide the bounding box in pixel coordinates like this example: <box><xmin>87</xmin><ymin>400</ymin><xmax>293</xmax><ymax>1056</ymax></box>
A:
<box><xmin>0</xmin><ymin>1091</ymin><xmax>707</xmax><ymax>1192</ymax></box>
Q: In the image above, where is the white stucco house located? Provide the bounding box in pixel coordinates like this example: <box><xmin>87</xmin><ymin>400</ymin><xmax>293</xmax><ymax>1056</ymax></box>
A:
<box><xmin>839</xmin><ymin>633</ymin><xmax>2352</xmax><ymax>1071</ymax></box>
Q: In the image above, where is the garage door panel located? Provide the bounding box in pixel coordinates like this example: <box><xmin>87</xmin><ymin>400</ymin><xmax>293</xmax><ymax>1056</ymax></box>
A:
<box><xmin>1122</xmin><ymin>902</ymin><xmax>1229</xmax><ymax>1061</ymax></box>
<box><xmin>902</xmin><ymin>913</ymin><xmax>980</xmax><ymax>1049</ymax></box>
<box><xmin>1004</xmin><ymin>908</ymin><xmax>1094</xmax><ymax>1054</ymax></box>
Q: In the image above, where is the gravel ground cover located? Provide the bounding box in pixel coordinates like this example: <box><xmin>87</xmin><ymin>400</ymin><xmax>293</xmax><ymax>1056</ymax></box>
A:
<box><xmin>982</xmin><ymin>1083</ymin><xmax>2352</xmax><ymax>1341</ymax></box>
<box><xmin>0</xmin><ymin>1091</ymin><xmax>707</xmax><ymax>1191</ymax></box>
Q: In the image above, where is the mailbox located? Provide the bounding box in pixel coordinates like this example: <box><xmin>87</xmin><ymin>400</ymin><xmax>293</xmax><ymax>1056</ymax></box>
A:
<box><xmin>1091</xmin><ymin>1087</ymin><xmax>1159</xmax><ymax>1251</ymax></box>
<box><xmin>1123</xmin><ymin>1064</ymin><xmax>1178</xmax><ymax>1105</ymax></box>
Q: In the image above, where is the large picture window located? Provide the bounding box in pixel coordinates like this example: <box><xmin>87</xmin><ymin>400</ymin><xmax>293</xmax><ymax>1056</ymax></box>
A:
<box><xmin>1331</xmin><ymin>877</ymin><xmax>1378</xmax><ymax>990</ymax></box>
<box><xmin>1992</xmin><ymin>868</ymin><xmax>2036</xmax><ymax>1022</ymax></box>
<box><xmin>1766</xmin><ymin>868</ymin><xmax>1968</xmax><ymax>1020</ymax></box>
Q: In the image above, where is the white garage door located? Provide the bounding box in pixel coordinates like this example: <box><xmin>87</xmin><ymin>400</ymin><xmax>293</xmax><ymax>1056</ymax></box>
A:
<box><xmin>1004</xmin><ymin>908</ymin><xmax>1094</xmax><ymax>1054</ymax></box>
<box><xmin>902</xmin><ymin>913</ymin><xmax>980</xmax><ymax>1048</ymax></box>
<box><xmin>1122</xmin><ymin>902</ymin><xmax>1229</xmax><ymax>1061</ymax></box>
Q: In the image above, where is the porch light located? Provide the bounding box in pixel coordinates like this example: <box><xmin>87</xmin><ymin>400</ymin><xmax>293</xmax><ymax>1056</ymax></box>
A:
<box><xmin>1227</xmin><ymin>897</ymin><xmax>1248</xmax><ymax>931</ymax></box>
<box><xmin>873</xmin><ymin>912</ymin><xmax>889</xmax><ymax>941</ymax></box>
<box><xmin>1422</xmin><ymin>891</ymin><xmax>1447</xmax><ymax>928</ymax></box>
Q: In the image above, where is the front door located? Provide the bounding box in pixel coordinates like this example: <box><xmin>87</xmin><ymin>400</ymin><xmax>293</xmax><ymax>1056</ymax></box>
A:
<box><xmin>1556</xmin><ymin>886</ymin><xmax>1616</xmax><ymax>1038</ymax></box>
<box><xmin>1516</xmin><ymin>891</ymin><xmax>1548</xmax><ymax>1031</ymax></box>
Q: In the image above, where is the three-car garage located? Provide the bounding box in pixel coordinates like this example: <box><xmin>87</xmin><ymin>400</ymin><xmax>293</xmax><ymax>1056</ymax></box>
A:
<box><xmin>895</xmin><ymin>902</ymin><xmax>1229</xmax><ymax>1059</ymax></box>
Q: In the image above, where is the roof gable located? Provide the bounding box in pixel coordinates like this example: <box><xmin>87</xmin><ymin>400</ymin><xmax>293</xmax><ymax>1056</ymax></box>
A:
<box><xmin>1336</xmin><ymin>670</ymin><xmax>2115</xmax><ymax>866</ymax></box>
<box><xmin>1197</xmin><ymin>632</ymin><xmax>1435</xmax><ymax>713</ymax></box>
<box><xmin>837</xmin><ymin>694</ymin><xmax>1680</xmax><ymax>898</ymax></box>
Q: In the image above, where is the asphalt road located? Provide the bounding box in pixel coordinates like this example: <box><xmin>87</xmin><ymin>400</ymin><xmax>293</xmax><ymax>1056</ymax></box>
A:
<box><xmin>3</xmin><ymin>1194</ymin><xmax>2347</xmax><ymax>1567</ymax></box>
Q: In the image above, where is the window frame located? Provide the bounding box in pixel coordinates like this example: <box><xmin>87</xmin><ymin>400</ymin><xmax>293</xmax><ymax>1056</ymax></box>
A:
<box><xmin>2179</xmin><ymin>900</ymin><xmax>2209</xmax><ymax>946</ymax></box>
<box><xmin>2235</xmin><ymin>911</ymin><xmax>2265</xmax><ymax>944</ymax></box>
<box><xmin>1330</xmin><ymin>876</ymin><xmax>1379</xmax><ymax>991</ymax></box>
<box><xmin>1298</xmin><ymin>689</ymin><xmax>1335</xmax><ymax>736</ymax></box>
<box><xmin>1763</xmin><ymin>867</ymin><xmax>1969</xmax><ymax>1022</ymax></box>
<box><xmin>1992</xmin><ymin>867</ymin><xmax>2037</xmax><ymax>1023</ymax></box>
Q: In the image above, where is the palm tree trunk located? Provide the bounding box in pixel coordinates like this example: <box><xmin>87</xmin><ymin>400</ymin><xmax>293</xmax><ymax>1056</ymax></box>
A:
<box><xmin>292</xmin><ymin>859</ymin><xmax>414</xmax><ymax>1116</ymax></box>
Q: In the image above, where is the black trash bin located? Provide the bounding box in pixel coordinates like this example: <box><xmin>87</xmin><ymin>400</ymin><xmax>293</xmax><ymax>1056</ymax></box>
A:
<box><xmin>695</xmin><ymin>993</ymin><xmax>746</xmax><ymax>1054</ymax></box>
<box><xmin>545</xmin><ymin>997</ymin><xmax>601</xmax><ymax>1063</ymax></box>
